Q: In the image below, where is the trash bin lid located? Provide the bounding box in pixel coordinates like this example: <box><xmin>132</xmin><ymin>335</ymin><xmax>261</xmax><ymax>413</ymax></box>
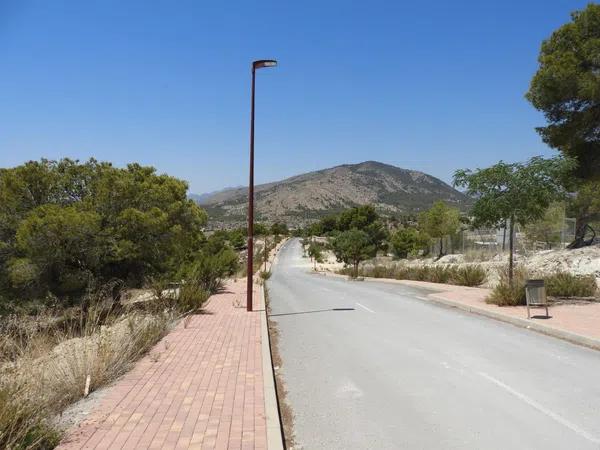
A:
<box><xmin>525</xmin><ymin>279</ymin><xmax>545</xmax><ymax>288</ymax></box>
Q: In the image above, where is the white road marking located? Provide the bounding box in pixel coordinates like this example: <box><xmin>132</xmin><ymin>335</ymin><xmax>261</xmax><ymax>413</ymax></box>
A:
<box><xmin>356</xmin><ymin>302</ymin><xmax>375</xmax><ymax>313</ymax></box>
<box><xmin>479</xmin><ymin>371</ymin><xmax>600</xmax><ymax>445</ymax></box>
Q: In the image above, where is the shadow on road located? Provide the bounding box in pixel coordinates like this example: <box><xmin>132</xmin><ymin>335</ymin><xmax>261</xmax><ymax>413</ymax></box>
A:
<box><xmin>270</xmin><ymin>307</ymin><xmax>355</xmax><ymax>317</ymax></box>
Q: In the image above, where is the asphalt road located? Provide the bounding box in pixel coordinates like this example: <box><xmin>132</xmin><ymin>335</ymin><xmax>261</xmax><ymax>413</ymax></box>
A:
<box><xmin>268</xmin><ymin>238</ymin><xmax>600</xmax><ymax>450</ymax></box>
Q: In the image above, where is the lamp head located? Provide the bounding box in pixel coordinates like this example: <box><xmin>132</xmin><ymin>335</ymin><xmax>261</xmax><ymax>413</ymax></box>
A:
<box><xmin>253</xmin><ymin>59</ymin><xmax>278</xmax><ymax>70</ymax></box>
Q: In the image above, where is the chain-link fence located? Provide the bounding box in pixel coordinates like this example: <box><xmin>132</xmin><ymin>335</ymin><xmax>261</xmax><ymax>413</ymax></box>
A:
<box><xmin>429</xmin><ymin>217</ymin><xmax>577</xmax><ymax>258</ymax></box>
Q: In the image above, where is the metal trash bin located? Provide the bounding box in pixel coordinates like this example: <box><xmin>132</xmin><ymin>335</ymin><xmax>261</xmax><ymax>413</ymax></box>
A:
<box><xmin>525</xmin><ymin>279</ymin><xmax>548</xmax><ymax>319</ymax></box>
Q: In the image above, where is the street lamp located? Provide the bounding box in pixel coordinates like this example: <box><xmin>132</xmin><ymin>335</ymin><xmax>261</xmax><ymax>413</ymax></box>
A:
<box><xmin>247</xmin><ymin>59</ymin><xmax>277</xmax><ymax>312</ymax></box>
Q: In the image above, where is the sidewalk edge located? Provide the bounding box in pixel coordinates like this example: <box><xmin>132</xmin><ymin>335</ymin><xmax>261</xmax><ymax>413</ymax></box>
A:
<box><xmin>260</xmin><ymin>241</ymin><xmax>286</xmax><ymax>450</ymax></box>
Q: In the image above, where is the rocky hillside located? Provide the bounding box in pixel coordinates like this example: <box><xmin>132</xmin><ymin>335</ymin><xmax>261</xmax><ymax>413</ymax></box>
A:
<box><xmin>196</xmin><ymin>161</ymin><xmax>469</xmax><ymax>227</ymax></box>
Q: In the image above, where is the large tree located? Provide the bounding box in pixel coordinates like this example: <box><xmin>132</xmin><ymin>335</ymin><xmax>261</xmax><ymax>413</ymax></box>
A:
<box><xmin>526</xmin><ymin>3</ymin><xmax>600</xmax><ymax>181</ymax></box>
<box><xmin>454</xmin><ymin>156</ymin><xmax>574</xmax><ymax>283</ymax></box>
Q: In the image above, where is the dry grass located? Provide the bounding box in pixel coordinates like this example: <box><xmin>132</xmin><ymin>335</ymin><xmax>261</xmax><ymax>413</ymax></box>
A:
<box><xmin>544</xmin><ymin>272</ymin><xmax>598</xmax><ymax>298</ymax></box>
<box><xmin>486</xmin><ymin>267</ymin><xmax>528</xmax><ymax>306</ymax></box>
<box><xmin>0</xmin><ymin>279</ymin><xmax>206</xmax><ymax>448</ymax></box>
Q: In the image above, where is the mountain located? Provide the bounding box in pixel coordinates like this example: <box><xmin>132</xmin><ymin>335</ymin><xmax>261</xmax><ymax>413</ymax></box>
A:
<box><xmin>189</xmin><ymin>186</ymin><xmax>244</xmax><ymax>205</ymax></box>
<box><xmin>195</xmin><ymin>161</ymin><xmax>469</xmax><ymax>228</ymax></box>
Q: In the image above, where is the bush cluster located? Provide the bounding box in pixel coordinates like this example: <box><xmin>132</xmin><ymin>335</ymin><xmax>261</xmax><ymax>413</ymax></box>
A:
<box><xmin>487</xmin><ymin>269</ymin><xmax>598</xmax><ymax>306</ymax></box>
<box><xmin>340</xmin><ymin>263</ymin><xmax>487</xmax><ymax>287</ymax></box>
<box><xmin>0</xmin><ymin>159</ymin><xmax>207</xmax><ymax>302</ymax></box>
<box><xmin>544</xmin><ymin>272</ymin><xmax>597</xmax><ymax>298</ymax></box>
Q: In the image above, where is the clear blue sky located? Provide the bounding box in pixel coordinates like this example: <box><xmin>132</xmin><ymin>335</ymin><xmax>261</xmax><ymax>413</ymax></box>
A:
<box><xmin>0</xmin><ymin>0</ymin><xmax>589</xmax><ymax>194</ymax></box>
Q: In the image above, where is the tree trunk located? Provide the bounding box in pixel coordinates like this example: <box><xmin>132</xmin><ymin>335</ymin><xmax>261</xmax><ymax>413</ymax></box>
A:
<box><xmin>508</xmin><ymin>217</ymin><xmax>515</xmax><ymax>286</ymax></box>
<box><xmin>354</xmin><ymin>261</ymin><xmax>359</xmax><ymax>278</ymax></box>
<box><xmin>502</xmin><ymin>225</ymin><xmax>507</xmax><ymax>252</ymax></box>
<box><xmin>439</xmin><ymin>237</ymin><xmax>443</xmax><ymax>258</ymax></box>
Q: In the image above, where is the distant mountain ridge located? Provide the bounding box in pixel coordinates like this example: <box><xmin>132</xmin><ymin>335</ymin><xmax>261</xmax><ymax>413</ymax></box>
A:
<box><xmin>189</xmin><ymin>186</ymin><xmax>244</xmax><ymax>205</ymax></box>
<box><xmin>194</xmin><ymin>161</ymin><xmax>469</xmax><ymax>227</ymax></box>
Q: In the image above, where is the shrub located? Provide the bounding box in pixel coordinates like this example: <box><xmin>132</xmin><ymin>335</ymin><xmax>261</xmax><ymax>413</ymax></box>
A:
<box><xmin>174</xmin><ymin>281</ymin><xmax>209</xmax><ymax>314</ymax></box>
<box><xmin>259</xmin><ymin>270</ymin><xmax>272</xmax><ymax>280</ymax></box>
<box><xmin>487</xmin><ymin>267</ymin><xmax>527</xmax><ymax>306</ymax></box>
<box><xmin>544</xmin><ymin>272</ymin><xmax>597</xmax><ymax>298</ymax></box>
<box><xmin>191</xmin><ymin>249</ymin><xmax>239</xmax><ymax>294</ymax></box>
<box><xmin>453</xmin><ymin>265</ymin><xmax>487</xmax><ymax>287</ymax></box>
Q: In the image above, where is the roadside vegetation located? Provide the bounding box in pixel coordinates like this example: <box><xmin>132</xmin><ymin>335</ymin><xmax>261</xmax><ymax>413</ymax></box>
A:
<box><xmin>487</xmin><ymin>269</ymin><xmax>598</xmax><ymax>306</ymax></box>
<box><xmin>0</xmin><ymin>158</ymin><xmax>255</xmax><ymax>448</ymax></box>
<box><xmin>339</xmin><ymin>264</ymin><xmax>487</xmax><ymax>287</ymax></box>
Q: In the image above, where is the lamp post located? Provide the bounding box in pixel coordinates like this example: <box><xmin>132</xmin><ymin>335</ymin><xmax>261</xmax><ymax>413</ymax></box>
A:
<box><xmin>247</xmin><ymin>59</ymin><xmax>277</xmax><ymax>312</ymax></box>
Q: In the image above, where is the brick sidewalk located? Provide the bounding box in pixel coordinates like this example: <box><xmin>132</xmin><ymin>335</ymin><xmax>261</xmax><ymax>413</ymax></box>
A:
<box><xmin>58</xmin><ymin>279</ymin><xmax>267</xmax><ymax>450</ymax></box>
<box><xmin>398</xmin><ymin>279</ymin><xmax>600</xmax><ymax>341</ymax></box>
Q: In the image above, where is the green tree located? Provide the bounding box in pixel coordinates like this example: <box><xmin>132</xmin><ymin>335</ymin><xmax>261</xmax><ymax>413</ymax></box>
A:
<box><xmin>270</xmin><ymin>222</ymin><xmax>289</xmax><ymax>236</ymax></box>
<box><xmin>0</xmin><ymin>158</ymin><xmax>208</xmax><ymax>300</ymax></box>
<box><xmin>228</xmin><ymin>230</ymin><xmax>246</xmax><ymax>250</ymax></box>
<box><xmin>253</xmin><ymin>223</ymin><xmax>269</xmax><ymax>236</ymax></box>
<box><xmin>390</xmin><ymin>227</ymin><xmax>430</xmax><ymax>259</ymax></box>
<box><xmin>331</xmin><ymin>229</ymin><xmax>376</xmax><ymax>278</ymax></box>
<box><xmin>13</xmin><ymin>204</ymin><xmax>104</xmax><ymax>295</ymax></box>
<box><xmin>454</xmin><ymin>156</ymin><xmax>574</xmax><ymax>283</ymax></box>
<box><xmin>419</xmin><ymin>201</ymin><xmax>460</xmax><ymax>258</ymax></box>
<box><xmin>526</xmin><ymin>4</ymin><xmax>600</xmax><ymax>181</ymax></box>
<box><xmin>568</xmin><ymin>180</ymin><xmax>600</xmax><ymax>231</ymax></box>
<box><xmin>335</xmin><ymin>205</ymin><xmax>388</xmax><ymax>251</ymax></box>
<box><xmin>307</xmin><ymin>241</ymin><xmax>324</xmax><ymax>270</ymax></box>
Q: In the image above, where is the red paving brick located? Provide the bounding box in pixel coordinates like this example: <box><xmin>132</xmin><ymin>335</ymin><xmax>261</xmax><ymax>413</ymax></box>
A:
<box><xmin>58</xmin><ymin>279</ymin><xmax>267</xmax><ymax>450</ymax></box>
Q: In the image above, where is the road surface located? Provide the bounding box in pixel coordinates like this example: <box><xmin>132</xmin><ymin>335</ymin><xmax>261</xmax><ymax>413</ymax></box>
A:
<box><xmin>268</xmin><ymin>238</ymin><xmax>600</xmax><ymax>450</ymax></box>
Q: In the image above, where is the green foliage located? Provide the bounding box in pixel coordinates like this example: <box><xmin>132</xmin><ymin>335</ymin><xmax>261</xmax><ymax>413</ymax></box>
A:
<box><xmin>176</xmin><ymin>280</ymin><xmax>210</xmax><ymax>313</ymax></box>
<box><xmin>331</xmin><ymin>229</ymin><xmax>376</xmax><ymax>277</ymax></box>
<box><xmin>270</xmin><ymin>222</ymin><xmax>289</xmax><ymax>236</ymax></box>
<box><xmin>253</xmin><ymin>223</ymin><xmax>269</xmax><ymax>236</ymax></box>
<box><xmin>0</xmin><ymin>158</ymin><xmax>208</xmax><ymax>302</ymax></box>
<box><xmin>228</xmin><ymin>230</ymin><xmax>246</xmax><ymax>250</ymax></box>
<box><xmin>526</xmin><ymin>3</ymin><xmax>600</xmax><ymax>180</ymax></box>
<box><xmin>418</xmin><ymin>201</ymin><xmax>460</xmax><ymax>256</ymax></box>
<box><xmin>188</xmin><ymin>248</ymin><xmax>239</xmax><ymax>295</ymax></box>
<box><xmin>454</xmin><ymin>157</ymin><xmax>574</xmax><ymax>230</ymax></box>
<box><xmin>259</xmin><ymin>270</ymin><xmax>272</xmax><ymax>280</ymax></box>
<box><xmin>568</xmin><ymin>180</ymin><xmax>600</xmax><ymax>227</ymax></box>
<box><xmin>454</xmin><ymin>156</ymin><xmax>574</xmax><ymax>281</ymax></box>
<box><xmin>390</xmin><ymin>227</ymin><xmax>430</xmax><ymax>259</ymax></box>
<box><xmin>307</xmin><ymin>241</ymin><xmax>324</xmax><ymax>262</ymax></box>
<box><xmin>544</xmin><ymin>272</ymin><xmax>597</xmax><ymax>298</ymax></box>
<box><xmin>307</xmin><ymin>205</ymin><xmax>388</xmax><ymax>254</ymax></box>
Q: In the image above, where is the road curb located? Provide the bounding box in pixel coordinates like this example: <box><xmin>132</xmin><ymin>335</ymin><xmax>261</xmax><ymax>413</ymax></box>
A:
<box><xmin>259</xmin><ymin>238</ymin><xmax>289</xmax><ymax>450</ymax></box>
<box><xmin>320</xmin><ymin>271</ymin><xmax>600</xmax><ymax>352</ymax></box>
<box><xmin>425</xmin><ymin>293</ymin><xmax>600</xmax><ymax>352</ymax></box>
<box><xmin>259</xmin><ymin>283</ymin><xmax>284</xmax><ymax>450</ymax></box>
